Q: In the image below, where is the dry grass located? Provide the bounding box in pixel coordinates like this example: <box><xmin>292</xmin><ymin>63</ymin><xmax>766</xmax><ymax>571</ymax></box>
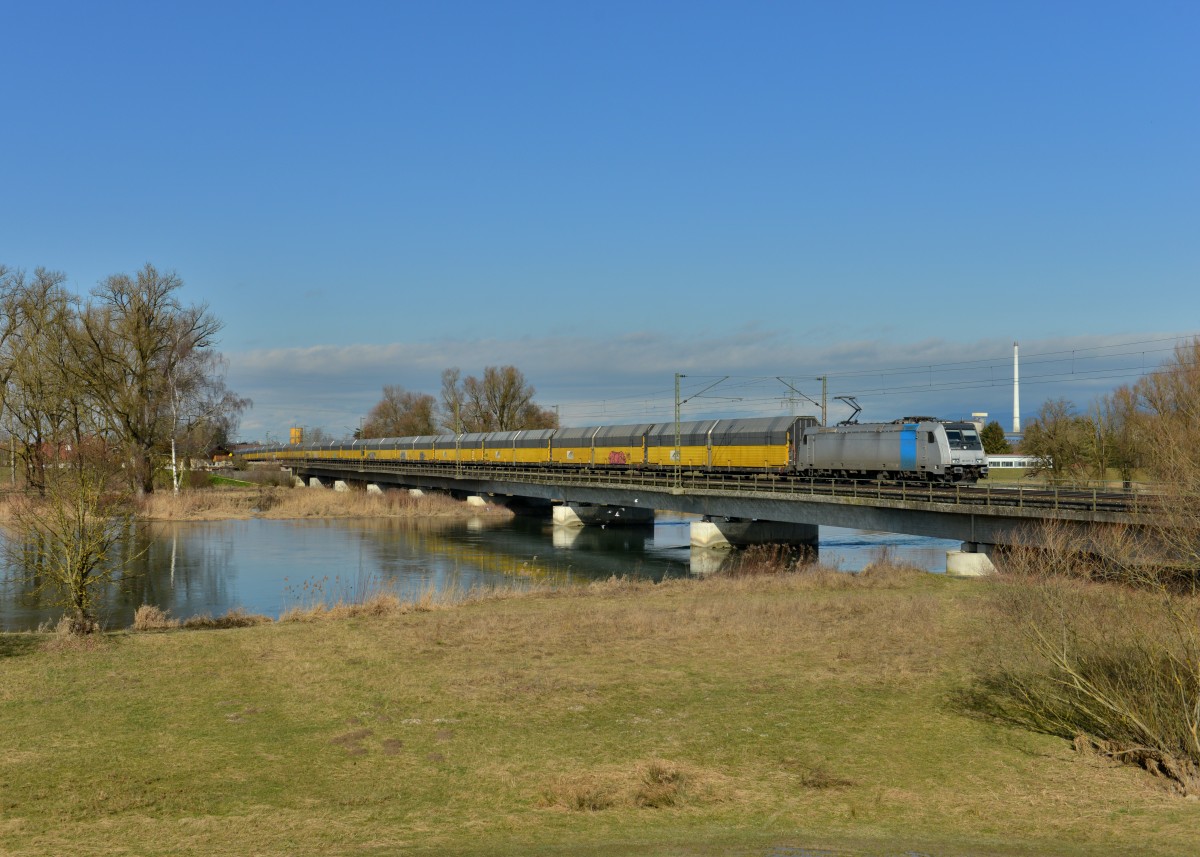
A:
<box><xmin>131</xmin><ymin>604</ymin><xmax>179</xmax><ymax>631</ymax></box>
<box><xmin>968</xmin><ymin>522</ymin><xmax>1200</xmax><ymax>795</ymax></box>
<box><xmin>3</xmin><ymin>568</ymin><xmax>1199</xmax><ymax>856</ymax></box>
<box><xmin>135</xmin><ymin>484</ymin><xmax>514</xmax><ymax>521</ymax></box>
<box><xmin>34</xmin><ymin>615</ymin><xmax>108</xmax><ymax>652</ymax></box>
<box><xmin>715</xmin><ymin>543</ymin><xmax>929</xmax><ymax>589</ymax></box>
<box><xmin>179</xmin><ymin>607</ymin><xmax>274</xmax><ymax>629</ymax></box>
<box><xmin>538</xmin><ymin>759</ymin><xmax>723</xmax><ymax>812</ymax></box>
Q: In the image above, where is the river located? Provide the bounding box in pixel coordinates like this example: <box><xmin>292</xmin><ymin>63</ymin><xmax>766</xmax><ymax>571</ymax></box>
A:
<box><xmin>0</xmin><ymin>513</ymin><xmax>960</xmax><ymax>632</ymax></box>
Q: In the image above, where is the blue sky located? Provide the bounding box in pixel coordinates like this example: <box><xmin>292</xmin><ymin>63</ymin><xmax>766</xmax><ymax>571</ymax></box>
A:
<box><xmin>2</xmin><ymin>1</ymin><xmax>1196</xmax><ymax>438</ymax></box>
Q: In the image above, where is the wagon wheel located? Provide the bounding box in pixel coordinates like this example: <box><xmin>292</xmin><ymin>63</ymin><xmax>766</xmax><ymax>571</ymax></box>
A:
<box><xmin>876</xmin><ymin>471</ymin><xmax>890</xmax><ymax>482</ymax></box>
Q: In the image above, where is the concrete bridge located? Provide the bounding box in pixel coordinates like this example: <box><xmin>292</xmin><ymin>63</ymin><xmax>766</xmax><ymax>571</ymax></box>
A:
<box><xmin>280</xmin><ymin>458</ymin><xmax>1159</xmax><ymax>575</ymax></box>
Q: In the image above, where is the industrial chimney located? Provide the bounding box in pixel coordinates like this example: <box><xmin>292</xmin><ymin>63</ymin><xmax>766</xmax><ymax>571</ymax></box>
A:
<box><xmin>1012</xmin><ymin>341</ymin><xmax>1020</xmax><ymax>434</ymax></box>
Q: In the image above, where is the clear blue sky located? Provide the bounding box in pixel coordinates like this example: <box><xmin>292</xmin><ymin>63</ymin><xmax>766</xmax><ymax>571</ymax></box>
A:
<box><xmin>2</xmin><ymin>1</ymin><xmax>1196</xmax><ymax>438</ymax></box>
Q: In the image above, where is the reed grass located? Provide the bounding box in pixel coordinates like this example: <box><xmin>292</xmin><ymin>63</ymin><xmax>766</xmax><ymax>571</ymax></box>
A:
<box><xmin>135</xmin><ymin>483</ymin><xmax>512</xmax><ymax>521</ymax></box>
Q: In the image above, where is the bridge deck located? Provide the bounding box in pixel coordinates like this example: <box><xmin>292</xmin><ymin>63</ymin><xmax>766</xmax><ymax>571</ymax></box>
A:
<box><xmin>283</xmin><ymin>458</ymin><xmax>1160</xmax><ymax>549</ymax></box>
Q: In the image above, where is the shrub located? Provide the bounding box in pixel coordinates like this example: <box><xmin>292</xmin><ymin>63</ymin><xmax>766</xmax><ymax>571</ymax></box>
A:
<box><xmin>132</xmin><ymin>604</ymin><xmax>179</xmax><ymax>631</ymax></box>
<box><xmin>973</xmin><ymin>522</ymin><xmax>1200</xmax><ymax>795</ymax></box>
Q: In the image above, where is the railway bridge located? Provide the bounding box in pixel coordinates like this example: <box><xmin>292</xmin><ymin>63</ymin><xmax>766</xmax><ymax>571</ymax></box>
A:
<box><xmin>280</xmin><ymin>458</ymin><xmax>1158</xmax><ymax>575</ymax></box>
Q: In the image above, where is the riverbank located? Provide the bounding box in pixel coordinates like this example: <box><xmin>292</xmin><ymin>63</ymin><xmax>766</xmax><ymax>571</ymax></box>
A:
<box><xmin>1</xmin><ymin>568</ymin><xmax>1195</xmax><ymax>856</ymax></box>
<box><xmin>136</xmin><ymin>484</ymin><xmax>516</xmax><ymax>521</ymax></box>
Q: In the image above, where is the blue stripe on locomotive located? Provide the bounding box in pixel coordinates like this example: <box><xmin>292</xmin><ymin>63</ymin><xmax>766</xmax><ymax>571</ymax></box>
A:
<box><xmin>900</xmin><ymin>423</ymin><xmax>917</xmax><ymax>470</ymax></box>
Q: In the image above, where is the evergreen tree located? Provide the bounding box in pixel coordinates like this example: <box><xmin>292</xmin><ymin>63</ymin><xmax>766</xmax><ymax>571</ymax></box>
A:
<box><xmin>981</xmin><ymin>420</ymin><xmax>1011</xmax><ymax>454</ymax></box>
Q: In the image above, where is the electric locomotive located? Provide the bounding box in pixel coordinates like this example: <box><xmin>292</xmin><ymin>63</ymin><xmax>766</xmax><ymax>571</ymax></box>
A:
<box><xmin>796</xmin><ymin>418</ymin><xmax>987</xmax><ymax>482</ymax></box>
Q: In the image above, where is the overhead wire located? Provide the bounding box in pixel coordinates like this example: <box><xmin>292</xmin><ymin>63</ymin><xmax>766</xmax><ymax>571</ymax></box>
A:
<box><xmin>554</xmin><ymin>334</ymin><xmax>1199</xmax><ymax>423</ymax></box>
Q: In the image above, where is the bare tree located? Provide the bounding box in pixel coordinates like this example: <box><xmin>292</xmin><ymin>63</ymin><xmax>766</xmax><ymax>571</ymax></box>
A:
<box><xmin>0</xmin><ymin>269</ymin><xmax>79</xmax><ymax>492</ymax></box>
<box><xmin>1091</xmin><ymin>386</ymin><xmax>1142</xmax><ymax>488</ymax></box>
<box><xmin>440</xmin><ymin>365</ymin><xmax>558</xmax><ymax>432</ymax></box>
<box><xmin>0</xmin><ymin>271</ymin><xmax>138</xmax><ymax>633</ymax></box>
<box><xmin>165</xmin><ymin>350</ymin><xmax>250</xmax><ymax>493</ymax></box>
<box><xmin>440</xmin><ymin>367</ymin><xmax>463</xmax><ymax>433</ymax></box>
<box><xmin>303</xmin><ymin>426</ymin><xmax>333</xmax><ymax>444</ymax></box>
<box><xmin>5</xmin><ymin>437</ymin><xmax>136</xmax><ymax>634</ymax></box>
<box><xmin>1020</xmin><ymin>398</ymin><xmax>1094</xmax><ymax>485</ymax></box>
<box><xmin>362</xmin><ymin>385</ymin><xmax>438</xmax><ymax>438</ymax></box>
<box><xmin>1132</xmin><ymin>338</ymin><xmax>1200</xmax><ymax>571</ymax></box>
<box><xmin>74</xmin><ymin>264</ymin><xmax>224</xmax><ymax>494</ymax></box>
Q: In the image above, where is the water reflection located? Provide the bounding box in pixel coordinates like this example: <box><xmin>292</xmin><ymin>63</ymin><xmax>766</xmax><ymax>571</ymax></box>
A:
<box><xmin>0</xmin><ymin>513</ymin><xmax>960</xmax><ymax>632</ymax></box>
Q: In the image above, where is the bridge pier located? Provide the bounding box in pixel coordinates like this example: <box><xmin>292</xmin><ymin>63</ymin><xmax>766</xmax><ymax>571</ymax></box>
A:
<box><xmin>366</xmin><ymin>483</ymin><xmax>384</xmax><ymax>495</ymax></box>
<box><xmin>690</xmin><ymin>518</ymin><xmax>819</xmax><ymax>550</ymax></box>
<box><xmin>946</xmin><ymin>542</ymin><xmax>997</xmax><ymax>576</ymax></box>
<box><xmin>552</xmin><ymin>502</ymin><xmax>655</xmax><ymax>528</ymax></box>
<box><xmin>497</xmin><ymin>496</ymin><xmax>554</xmax><ymax>518</ymax></box>
<box><xmin>308</xmin><ymin>477</ymin><xmax>328</xmax><ymax>489</ymax></box>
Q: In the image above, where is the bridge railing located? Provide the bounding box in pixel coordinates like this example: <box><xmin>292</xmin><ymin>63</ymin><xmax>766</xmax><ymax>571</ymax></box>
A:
<box><xmin>282</xmin><ymin>457</ymin><xmax>1159</xmax><ymax>516</ymax></box>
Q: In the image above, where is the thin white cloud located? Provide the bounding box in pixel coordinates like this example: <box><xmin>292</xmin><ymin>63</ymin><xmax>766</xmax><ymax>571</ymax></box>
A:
<box><xmin>227</xmin><ymin>329</ymin><xmax>1198</xmax><ymax>440</ymax></box>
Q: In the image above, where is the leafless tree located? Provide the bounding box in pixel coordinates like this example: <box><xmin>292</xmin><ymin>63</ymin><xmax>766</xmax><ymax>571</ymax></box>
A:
<box><xmin>303</xmin><ymin>426</ymin><xmax>333</xmax><ymax>444</ymax></box>
<box><xmin>0</xmin><ymin>269</ymin><xmax>79</xmax><ymax>492</ymax></box>
<box><xmin>165</xmin><ymin>349</ymin><xmax>250</xmax><ymax>493</ymax></box>
<box><xmin>0</xmin><ymin>268</ymin><xmax>137</xmax><ymax>633</ymax></box>
<box><xmin>74</xmin><ymin>263</ymin><xmax>225</xmax><ymax>494</ymax></box>
<box><xmin>439</xmin><ymin>365</ymin><xmax>558</xmax><ymax>433</ymax></box>
<box><xmin>440</xmin><ymin>368</ymin><xmax>463</xmax><ymax>433</ymax></box>
<box><xmin>1020</xmin><ymin>398</ymin><xmax>1094</xmax><ymax>485</ymax></box>
<box><xmin>1132</xmin><ymin>338</ymin><xmax>1200</xmax><ymax>571</ymax></box>
<box><xmin>5</xmin><ymin>435</ymin><xmax>136</xmax><ymax>634</ymax></box>
<box><xmin>1091</xmin><ymin>386</ymin><xmax>1142</xmax><ymax>487</ymax></box>
<box><xmin>362</xmin><ymin>385</ymin><xmax>438</xmax><ymax>438</ymax></box>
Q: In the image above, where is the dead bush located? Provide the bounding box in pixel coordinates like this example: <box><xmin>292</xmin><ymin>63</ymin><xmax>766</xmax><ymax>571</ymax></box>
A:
<box><xmin>971</xmin><ymin>520</ymin><xmax>1200</xmax><ymax>795</ymax></box>
<box><xmin>132</xmin><ymin>604</ymin><xmax>179</xmax><ymax>631</ymax></box>
<box><xmin>181</xmin><ymin>608</ymin><xmax>273</xmax><ymax>630</ymax></box>
<box><xmin>718</xmin><ymin>544</ymin><xmax>813</xmax><ymax>577</ymax></box>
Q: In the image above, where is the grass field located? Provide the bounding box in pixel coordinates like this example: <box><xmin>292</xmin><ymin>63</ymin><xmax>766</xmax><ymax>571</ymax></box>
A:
<box><xmin>2</xmin><ymin>568</ymin><xmax>1197</xmax><ymax>857</ymax></box>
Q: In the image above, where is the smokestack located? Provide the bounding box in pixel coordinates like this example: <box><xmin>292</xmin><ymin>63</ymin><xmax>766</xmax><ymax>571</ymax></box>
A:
<box><xmin>1012</xmin><ymin>341</ymin><xmax>1020</xmax><ymax>434</ymax></box>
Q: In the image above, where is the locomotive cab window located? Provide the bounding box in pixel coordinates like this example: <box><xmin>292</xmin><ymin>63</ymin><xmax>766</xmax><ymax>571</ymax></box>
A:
<box><xmin>945</xmin><ymin>426</ymin><xmax>984</xmax><ymax>451</ymax></box>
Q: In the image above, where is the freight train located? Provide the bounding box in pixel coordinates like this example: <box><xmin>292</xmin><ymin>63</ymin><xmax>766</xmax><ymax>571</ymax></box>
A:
<box><xmin>240</xmin><ymin>415</ymin><xmax>989</xmax><ymax>483</ymax></box>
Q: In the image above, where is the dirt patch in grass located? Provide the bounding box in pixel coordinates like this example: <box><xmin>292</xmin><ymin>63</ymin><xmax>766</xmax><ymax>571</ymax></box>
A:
<box><xmin>539</xmin><ymin>759</ymin><xmax>726</xmax><ymax>812</ymax></box>
<box><xmin>330</xmin><ymin>728</ymin><xmax>375</xmax><ymax>755</ymax></box>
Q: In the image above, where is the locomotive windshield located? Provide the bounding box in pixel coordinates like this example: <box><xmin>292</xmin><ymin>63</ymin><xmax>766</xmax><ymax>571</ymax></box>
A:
<box><xmin>944</xmin><ymin>424</ymin><xmax>983</xmax><ymax>451</ymax></box>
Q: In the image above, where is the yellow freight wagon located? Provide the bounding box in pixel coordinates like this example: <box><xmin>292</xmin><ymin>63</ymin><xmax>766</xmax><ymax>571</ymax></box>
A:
<box><xmin>480</xmin><ymin>429</ymin><xmax>555</xmax><ymax>465</ymax></box>
<box><xmin>589</xmin><ymin>424</ymin><xmax>653</xmax><ymax>467</ymax></box>
<box><xmin>456</xmin><ymin>432</ymin><xmax>488</xmax><ymax>463</ymax></box>
<box><xmin>550</xmin><ymin>425</ymin><xmax>601</xmax><ymax>465</ymax></box>
<box><xmin>646</xmin><ymin>417</ymin><xmax>814</xmax><ymax>470</ymax></box>
<box><xmin>708</xmin><ymin>417</ymin><xmax>805</xmax><ymax>470</ymax></box>
<box><xmin>645</xmin><ymin>420</ymin><xmax>720</xmax><ymax>468</ymax></box>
